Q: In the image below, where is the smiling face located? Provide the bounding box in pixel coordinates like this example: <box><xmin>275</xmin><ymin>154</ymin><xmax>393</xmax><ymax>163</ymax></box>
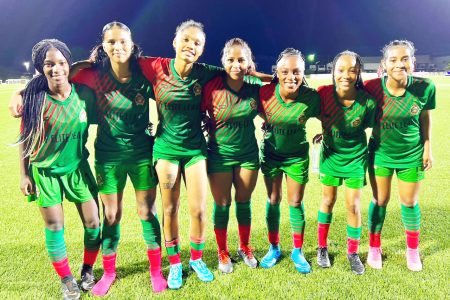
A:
<box><xmin>382</xmin><ymin>45</ymin><xmax>415</xmax><ymax>81</ymax></box>
<box><xmin>333</xmin><ymin>54</ymin><xmax>359</xmax><ymax>92</ymax></box>
<box><xmin>102</xmin><ymin>26</ymin><xmax>134</xmax><ymax>64</ymax></box>
<box><xmin>276</xmin><ymin>55</ymin><xmax>304</xmax><ymax>95</ymax></box>
<box><xmin>223</xmin><ymin>45</ymin><xmax>249</xmax><ymax>81</ymax></box>
<box><xmin>42</xmin><ymin>48</ymin><xmax>70</xmax><ymax>89</ymax></box>
<box><xmin>173</xmin><ymin>26</ymin><xmax>205</xmax><ymax>63</ymax></box>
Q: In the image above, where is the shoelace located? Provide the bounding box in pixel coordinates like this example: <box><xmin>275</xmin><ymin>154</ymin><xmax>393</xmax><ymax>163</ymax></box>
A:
<box><xmin>241</xmin><ymin>245</ymin><xmax>254</xmax><ymax>259</ymax></box>
<box><xmin>170</xmin><ymin>265</ymin><xmax>182</xmax><ymax>278</ymax></box>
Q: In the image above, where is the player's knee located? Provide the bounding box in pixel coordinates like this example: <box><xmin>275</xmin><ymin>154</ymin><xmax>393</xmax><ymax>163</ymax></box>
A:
<box><xmin>104</xmin><ymin>211</ymin><xmax>121</xmax><ymax>226</ymax></box>
<box><xmin>45</xmin><ymin>221</ymin><xmax>64</xmax><ymax>231</ymax></box>
<box><xmin>163</xmin><ymin>204</ymin><xmax>178</xmax><ymax>218</ymax></box>
<box><xmin>347</xmin><ymin>203</ymin><xmax>361</xmax><ymax>216</ymax></box>
<box><xmin>190</xmin><ymin>207</ymin><xmax>206</xmax><ymax>222</ymax></box>
<box><xmin>268</xmin><ymin>193</ymin><xmax>281</xmax><ymax>204</ymax></box>
<box><xmin>321</xmin><ymin>195</ymin><xmax>336</xmax><ymax>209</ymax></box>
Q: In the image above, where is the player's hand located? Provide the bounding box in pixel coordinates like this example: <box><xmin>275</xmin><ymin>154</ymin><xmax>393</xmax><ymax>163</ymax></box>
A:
<box><xmin>9</xmin><ymin>90</ymin><xmax>24</xmax><ymax>118</ymax></box>
<box><xmin>201</xmin><ymin>114</ymin><xmax>211</xmax><ymax>135</ymax></box>
<box><xmin>422</xmin><ymin>149</ymin><xmax>433</xmax><ymax>171</ymax></box>
<box><xmin>312</xmin><ymin>134</ymin><xmax>323</xmax><ymax>144</ymax></box>
<box><xmin>20</xmin><ymin>175</ymin><xmax>35</xmax><ymax>196</ymax></box>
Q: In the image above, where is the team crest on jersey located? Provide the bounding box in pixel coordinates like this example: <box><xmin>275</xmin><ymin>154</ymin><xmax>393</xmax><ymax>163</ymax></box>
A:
<box><xmin>79</xmin><ymin>110</ymin><xmax>87</xmax><ymax>122</ymax></box>
<box><xmin>135</xmin><ymin>93</ymin><xmax>145</xmax><ymax>106</ymax></box>
<box><xmin>250</xmin><ymin>99</ymin><xmax>257</xmax><ymax>111</ymax></box>
<box><xmin>351</xmin><ymin>117</ymin><xmax>361</xmax><ymax>127</ymax></box>
<box><xmin>298</xmin><ymin>113</ymin><xmax>306</xmax><ymax>125</ymax></box>
<box><xmin>410</xmin><ymin>103</ymin><xmax>419</xmax><ymax>116</ymax></box>
<box><xmin>193</xmin><ymin>83</ymin><xmax>202</xmax><ymax>96</ymax></box>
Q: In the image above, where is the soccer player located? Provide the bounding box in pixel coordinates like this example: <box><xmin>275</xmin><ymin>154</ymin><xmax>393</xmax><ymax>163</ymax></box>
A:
<box><xmin>70</xmin><ymin>22</ymin><xmax>166</xmax><ymax>295</ymax></box>
<box><xmin>315</xmin><ymin>51</ymin><xmax>377</xmax><ymax>275</ymax></box>
<box><xmin>138</xmin><ymin>20</ymin><xmax>223</xmax><ymax>289</ymax></box>
<box><xmin>259</xmin><ymin>48</ymin><xmax>320</xmax><ymax>274</ymax></box>
<box><xmin>16</xmin><ymin>39</ymin><xmax>100</xmax><ymax>300</ymax></box>
<box><xmin>201</xmin><ymin>38</ymin><xmax>261</xmax><ymax>273</ymax></box>
<box><xmin>364</xmin><ymin>40</ymin><xmax>435</xmax><ymax>271</ymax></box>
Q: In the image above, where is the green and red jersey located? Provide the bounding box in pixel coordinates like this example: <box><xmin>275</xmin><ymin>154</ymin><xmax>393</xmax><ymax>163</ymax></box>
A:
<box><xmin>201</xmin><ymin>75</ymin><xmax>261</xmax><ymax>161</ymax></box>
<box><xmin>365</xmin><ymin>76</ymin><xmax>436</xmax><ymax>168</ymax></box>
<box><xmin>138</xmin><ymin>57</ymin><xmax>222</xmax><ymax>157</ymax></box>
<box><xmin>318</xmin><ymin>85</ymin><xmax>376</xmax><ymax>177</ymax></box>
<box><xmin>72</xmin><ymin>68</ymin><xmax>154</xmax><ymax>165</ymax></box>
<box><xmin>25</xmin><ymin>84</ymin><xmax>96</xmax><ymax>175</ymax></box>
<box><xmin>259</xmin><ymin>83</ymin><xmax>320</xmax><ymax>163</ymax></box>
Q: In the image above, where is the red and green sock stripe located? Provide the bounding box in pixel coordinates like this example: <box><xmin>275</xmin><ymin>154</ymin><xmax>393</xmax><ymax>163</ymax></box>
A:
<box><xmin>213</xmin><ymin>203</ymin><xmax>230</xmax><ymax>252</ymax></box>
<box><xmin>368</xmin><ymin>200</ymin><xmax>387</xmax><ymax>247</ymax></box>
<box><xmin>401</xmin><ymin>203</ymin><xmax>421</xmax><ymax>249</ymax></box>
<box><xmin>347</xmin><ymin>225</ymin><xmax>362</xmax><ymax>254</ymax></box>
<box><xmin>289</xmin><ymin>203</ymin><xmax>306</xmax><ymax>248</ymax></box>
<box><xmin>190</xmin><ymin>237</ymin><xmax>205</xmax><ymax>260</ymax></box>
<box><xmin>236</xmin><ymin>200</ymin><xmax>251</xmax><ymax>247</ymax></box>
<box><xmin>101</xmin><ymin>223</ymin><xmax>120</xmax><ymax>255</ymax></box>
<box><xmin>165</xmin><ymin>238</ymin><xmax>181</xmax><ymax>265</ymax></box>
<box><xmin>45</xmin><ymin>227</ymin><xmax>72</xmax><ymax>279</ymax></box>
<box><xmin>266</xmin><ymin>201</ymin><xmax>280</xmax><ymax>245</ymax></box>
<box><xmin>83</xmin><ymin>226</ymin><xmax>101</xmax><ymax>267</ymax></box>
<box><xmin>317</xmin><ymin>211</ymin><xmax>333</xmax><ymax>248</ymax></box>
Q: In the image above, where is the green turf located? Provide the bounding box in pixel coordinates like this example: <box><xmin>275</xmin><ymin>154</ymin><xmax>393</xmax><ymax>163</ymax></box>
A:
<box><xmin>0</xmin><ymin>77</ymin><xmax>449</xmax><ymax>299</ymax></box>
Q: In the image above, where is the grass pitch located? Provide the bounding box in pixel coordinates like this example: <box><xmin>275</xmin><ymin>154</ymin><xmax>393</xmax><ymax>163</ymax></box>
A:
<box><xmin>0</xmin><ymin>76</ymin><xmax>449</xmax><ymax>299</ymax></box>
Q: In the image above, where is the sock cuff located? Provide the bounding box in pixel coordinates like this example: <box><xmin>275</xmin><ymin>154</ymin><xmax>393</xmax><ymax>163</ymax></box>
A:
<box><xmin>346</xmin><ymin>225</ymin><xmax>362</xmax><ymax>239</ymax></box>
<box><xmin>318</xmin><ymin>211</ymin><xmax>333</xmax><ymax>224</ymax></box>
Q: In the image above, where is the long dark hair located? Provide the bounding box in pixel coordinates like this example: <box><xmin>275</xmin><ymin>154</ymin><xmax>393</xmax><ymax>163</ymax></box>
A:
<box><xmin>89</xmin><ymin>21</ymin><xmax>142</xmax><ymax>75</ymax></box>
<box><xmin>331</xmin><ymin>50</ymin><xmax>364</xmax><ymax>90</ymax></box>
<box><xmin>18</xmin><ymin>39</ymin><xmax>72</xmax><ymax>158</ymax></box>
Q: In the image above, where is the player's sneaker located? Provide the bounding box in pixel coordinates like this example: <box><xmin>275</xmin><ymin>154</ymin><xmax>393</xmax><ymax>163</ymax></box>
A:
<box><xmin>237</xmin><ymin>245</ymin><xmax>258</xmax><ymax>268</ymax></box>
<box><xmin>260</xmin><ymin>244</ymin><xmax>281</xmax><ymax>269</ymax></box>
<box><xmin>167</xmin><ymin>263</ymin><xmax>183</xmax><ymax>290</ymax></box>
<box><xmin>61</xmin><ymin>276</ymin><xmax>80</xmax><ymax>300</ymax></box>
<box><xmin>317</xmin><ymin>247</ymin><xmax>331</xmax><ymax>268</ymax></box>
<box><xmin>218</xmin><ymin>250</ymin><xmax>233</xmax><ymax>274</ymax></box>
<box><xmin>80</xmin><ymin>267</ymin><xmax>95</xmax><ymax>291</ymax></box>
<box><xmin>291</xmin><ymin>248</ymin><xmax>311</xmax><ymax>274</ymax></box>
<box><xmin>367</xmin><ymin>246</ymin><xmax>382</xmax><ymax>269</ymax></box>
<box><xmin>189</xmin><ymin>259</ymin><xmax>214</xmax><ymax>282</ymax></box>
<box><xmin>406</xmin><ymin>248</ymin><xmax>422</xmax><ymax>272</ymax></box>
<box><xmin>347</xmin><ymin>253</ymin><xmax>365</xmax><ymax>275</ymax></box>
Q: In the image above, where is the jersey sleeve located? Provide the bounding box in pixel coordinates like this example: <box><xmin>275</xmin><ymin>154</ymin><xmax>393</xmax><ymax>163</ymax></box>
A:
<box><xmin>244</xmin><ymin>75</ymin><xmax>263</xmax><ymax>86</ymax></box>
<box><xmin>201</xmin><ymin>78</ymin><xmax>215</xmax><ymax>113</ymax></box>
<box><xmin>138</xmin><ymin>56</ymin><xmax>167</xmax><ymax>84</ymax></box>
<box><xmin>71</xmin><ymin>68</ymin><xmax>97</xmax><ymax>90</ymax></box>
<box><xmin>198</xmin><ymin>63</ymin><xmax>224</xmax><ymax>82</ymax></box>
<box><xmin>422</xmin><ymin>80</ymin><xmax>436</xmax><ymax>110</ymax></box>
<box><xmin>364</xmin><ymin>96</ymin><xmax>377</xmax><ymax>128</ymax></box>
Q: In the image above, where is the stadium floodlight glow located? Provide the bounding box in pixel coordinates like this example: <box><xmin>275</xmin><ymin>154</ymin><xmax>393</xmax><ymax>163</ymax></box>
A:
<box><xmin>307</xmin><ymin>54</ymin><xmax>315</xmax><ymax>63</ymax></box>
<box><xmin>23</xmin><ymin>61</ymin><xmax>30</xmax><ymax>72</ymax></box>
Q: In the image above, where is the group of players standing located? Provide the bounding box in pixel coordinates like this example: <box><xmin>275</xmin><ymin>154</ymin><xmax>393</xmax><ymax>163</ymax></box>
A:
<box><xmin>11</xmin><ymin>19</ymin><xmax>435</xmax><ymax>300</ymax></box>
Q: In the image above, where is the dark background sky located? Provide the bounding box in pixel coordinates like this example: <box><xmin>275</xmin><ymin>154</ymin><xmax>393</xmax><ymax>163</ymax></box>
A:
<box><xmin>1</xmin><ymin>0</ymin><xmax>450</xmax><ymax>74</ymax></box>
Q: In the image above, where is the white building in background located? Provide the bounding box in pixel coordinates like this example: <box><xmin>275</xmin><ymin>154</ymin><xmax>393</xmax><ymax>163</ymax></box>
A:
<box><xmin>361</xmin><ymin>55</ymin><xmax>450</xmax><ymax>72</ymax></box>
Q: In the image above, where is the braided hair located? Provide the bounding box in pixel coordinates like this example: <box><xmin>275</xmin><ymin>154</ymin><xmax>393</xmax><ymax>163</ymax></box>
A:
<box><xmin>89</xmin><ymin>21</ymin><xmax>142</xmax><ymax>75</ymax></box>
<box><xmin>18</xmin><ymin>39</ymin><xmax>72</xmax><ymax>158</ymax></box>
<box><xmin>273</xmin><ymin>48</ymin><xmax>308</xmax><ymax>86</ymax></box>
<box><xmin>381</xmin><ymin>39</ymin><xmax>416</xmax><ymax>60</ymax></box>
<box><xmin>331</xmin><ymin>50</ymin><xmax>364</xmax><ymax>90</ymax></box>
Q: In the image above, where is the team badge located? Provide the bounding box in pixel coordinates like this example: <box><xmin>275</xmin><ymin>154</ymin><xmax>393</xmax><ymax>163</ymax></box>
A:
<box><xmin>79</xmin><ymin>110</ymin><xmax>87</xmax><ymax>122</ymax></box>
<box><xmin>135</xmin><ymin>93</ymin><xmax>145</xmax><ymax>106</ymax></box>
<box><xmin>410</xmin><ymin>103</ymin><xmax>419</xmax><ymax>115</ymax></box>
<box><xmin>193</xmin><ymin>83</ymin><xmax>202</xmax><ymax>96</ymax></box>
<box><xmin>96</xmin><ymin>174</ymin><xmax>104</xmax><ymax>187</ymax></box>
<box><xmin>298</xmin><ymin>113</ymin><xmax>306</xmax><ymax>125</ymax></box>
<box><xmin>351</xmin><ymin>117</ymin><xmax>361</xmax><ymax>127</ymax></box>
<box><xmin>250</xmin><ymin>99</ymin><xmax>257</xmax><ymax>111</ymax></box>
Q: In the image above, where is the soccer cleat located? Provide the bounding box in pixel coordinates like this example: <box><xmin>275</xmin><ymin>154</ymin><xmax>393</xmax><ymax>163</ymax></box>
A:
<box><xmin>317</xmin><ymin>247</ymin><xmax>331</xmax><ymax>268</ymax></box>
<box><xmin>406</xmin><ymin>248</ymin><xmax>422</xmax><ymax>272</ymax></box>
<box><xmin>291</xmin><ymin>248</ymin><xmax>311</xmax><ymax>274</ymax></box>
<box><xmin>150</xmin><ymin>270</ymin><xmax>168</xmax><ymax>293</ymax></box>
<box><xmin>260</xmin><ymin>244</ymin><xmax>281</xmax><ymax>269</ymax></box>
<box><xmin>237</xmin><ymin>245</ymin><xmax>258</xmax><ymax>268</ymax></box>
<box><xmin>80</xmin><ymin>267</ymin><xmax>95</xmax><ymax>291</ymax></box>
<box><xmin>347</xmin><ymin>253</ymin><xmax>365</xmax><ymax>275</ymax></box>
<box><xmin>367</xmin><ymin>246</ymin><xmax>383</xmax><ymax>269</ymax></box>
<box><xmin>61</xmin><ymin>276</ymin><xmax>80</xmax><ymax>300</ymax></box>
<box><xmin>218</xmin><ymin>250</ymin><xmax>233</xmax><ymax>274</ymax></box>
<box><xmin>167</xmin><ymin>263</ymin><xmax>183</xmax><ymax>289</ymax></box>
<box><xmin>189</xmin><ymin>259</ymin><xmax>214</xmax><ymax>282</ymax></box>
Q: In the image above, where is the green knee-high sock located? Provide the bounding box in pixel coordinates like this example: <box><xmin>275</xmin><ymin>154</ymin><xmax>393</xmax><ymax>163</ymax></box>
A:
<box><xmin>236</xmin><ymin>201</ymin><xmax>251</xmax><ymax>226</ymax></box>
<box><xmin>401</xmin><ymin>203</ymin><xmax>421</xmax><ymax>231</ymax></box>
<box><xmin>266</xmin><ymin>201</ymin><xmax>280</xmax><ymax>245</ymax></box>
<box><xmin>368</xmin><ymin>201</ymin><xmax>387</xmax><ymax>234</ymax></box>
<box><xmin>289</xmin><ymin>203</ymin><xmax>306</xmax><ymax>248</ymax></box>
<box><xmin>141</xmin><ymin>215</ymin><xmax>162</xmax><ymax>250</ymax></box>
<box><xmin>84</xmin><ymin>227</ymin><xmax>101</xmax><ymax>251</ymax></box>
<box><xmin>45</xmin><ymin>227</ymin><xmax>67</xmax><ymax>262</ymax></box>
<box><xmin>213</xmin><ymin>202</ymin><xmax>230</xmax><ymax>229</ymax></box>
<box><xmin>102</xmin><ymin>223</ymin><xmax>120</xmax><ymax>255</ymax></box>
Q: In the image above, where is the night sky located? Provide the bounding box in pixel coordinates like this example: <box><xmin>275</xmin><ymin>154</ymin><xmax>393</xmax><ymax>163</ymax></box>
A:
<box><xmin>1</xmin><ymin>0</ymin><xmax>450</xmax><ymax>73</ymax></box>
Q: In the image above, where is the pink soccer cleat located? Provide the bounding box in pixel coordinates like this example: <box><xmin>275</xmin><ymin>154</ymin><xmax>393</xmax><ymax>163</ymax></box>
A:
<box><xmin>367</xmin><ymin>246</ymin><xmax>382</xmax><ymax>269</ymax></box>
<box><xmin>406</xmin><ymin>248</ymin><xmax>422</xmax><ymax>272</ymax></box>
